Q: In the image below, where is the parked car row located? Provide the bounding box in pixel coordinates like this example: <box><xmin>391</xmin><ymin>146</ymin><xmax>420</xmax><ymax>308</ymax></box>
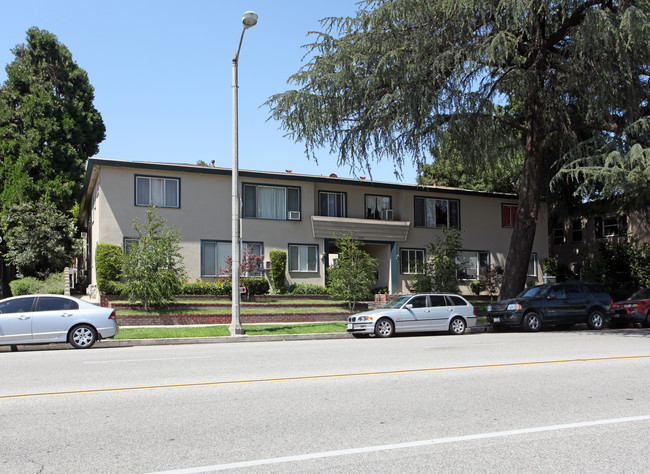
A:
<box><xmin>1</xmin><ymin>283</ymin><xmax>648</xmax><ymax>349</ymax></box>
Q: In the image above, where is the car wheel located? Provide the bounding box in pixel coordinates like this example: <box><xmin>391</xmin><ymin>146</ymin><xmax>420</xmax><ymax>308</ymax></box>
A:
<box><xmin>449</xmin><ymin>316</ymin><xmax>466</xmax><ymax>335</ymax></box>
<box><xmin>374</xmin><ymin>318</ymin><xmax>395</xmax><ymax>338</ymax></box>
<box><xmin>522</xmin><ymin>312</ymin><xmax>541</xmax><ymax>332</ymax></box>
<box><xmin>69</xmin><ymin>324</ymin><xmax>97</xmax><ymax>349</ymax></box>
<box><xmin>587</xmin><ymin>310</ymin><xmax>604</xmax><ymax>330</ymax></box>
<box><xmin>645</xmin><ymin>313</ymin><xmax>650</xmax><ymax>328</ymax></box>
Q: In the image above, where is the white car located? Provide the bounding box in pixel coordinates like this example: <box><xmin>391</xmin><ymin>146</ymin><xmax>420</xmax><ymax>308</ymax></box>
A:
<box><xmin>347</xmin><ymin>293</ymin><xmax>476</xmax><ymax>338</ymax></box>
<box><xmin>0</xmin><ymin>294</ymin><xmax>118</xmax><ymax>349</ymax></box>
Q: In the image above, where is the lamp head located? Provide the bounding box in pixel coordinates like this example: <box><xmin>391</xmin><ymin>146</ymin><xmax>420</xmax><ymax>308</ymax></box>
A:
<box><xmin>242</xmin><ymin>11</ymin><xmax>258</xmax><ymax>29</ymax></box>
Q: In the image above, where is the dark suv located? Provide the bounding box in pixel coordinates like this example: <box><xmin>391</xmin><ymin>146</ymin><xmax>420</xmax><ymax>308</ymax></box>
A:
<box><xmin>486</xmin><ymin>281</ymin><xmax>612</xmax><ymax>331</ymax></box>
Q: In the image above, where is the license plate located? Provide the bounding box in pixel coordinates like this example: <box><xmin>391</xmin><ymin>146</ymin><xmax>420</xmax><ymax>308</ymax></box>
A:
<box><xmin>493</xmin><ymin>317</ymin><xmax>501</xmax><ymax>323</ymax></box>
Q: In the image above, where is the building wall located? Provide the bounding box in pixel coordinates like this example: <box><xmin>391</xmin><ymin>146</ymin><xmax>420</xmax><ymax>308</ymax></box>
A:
<box><xmin>83</xmin><ymin>160</ymin><xmax>549</xmax><ymax>295</ymax></box>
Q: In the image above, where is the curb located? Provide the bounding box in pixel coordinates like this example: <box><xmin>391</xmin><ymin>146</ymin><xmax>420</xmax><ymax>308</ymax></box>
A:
<box><xmin>2</xmin><ymin>325</ymin><xmax>491</xmax><ymax>351</ymax></box>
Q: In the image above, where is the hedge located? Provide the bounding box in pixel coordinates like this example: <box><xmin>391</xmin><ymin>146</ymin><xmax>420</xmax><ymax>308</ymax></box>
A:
<box><xmin>181</xmin><ymin>278</ymin><xmax>270</xmax><ymax>296</ymax></box>
<box><xmin>9</xmin><ymin>273</ymin><xmax>65</xmax><ymax>296</ymax></box>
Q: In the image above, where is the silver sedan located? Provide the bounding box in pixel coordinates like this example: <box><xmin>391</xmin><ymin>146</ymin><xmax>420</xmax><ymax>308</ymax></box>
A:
<box><xmin>347</xmin><ymin>293</ymin><xmax>476</xmax><ymax>338</ymax></box>
<box><xmin>0</xmin><ymin>294</ymin><xmax>118</xmax><ymax>349</ymax></box>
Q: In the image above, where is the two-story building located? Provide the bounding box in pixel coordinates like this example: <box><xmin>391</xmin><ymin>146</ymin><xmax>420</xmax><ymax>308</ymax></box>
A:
<box><xmin>79</xmin><ymin>158</ymin><xmax>549</xmax><ymax>295</ymax></box>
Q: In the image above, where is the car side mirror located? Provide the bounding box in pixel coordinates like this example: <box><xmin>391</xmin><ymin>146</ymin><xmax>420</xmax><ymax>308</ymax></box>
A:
<box><xmin>547</xmin><ymin>294</ymin><xmax>556</xmax><ymax>300</ymax></box>
<box><xmin>405</xmin><ymin>304</ymin><xmax>413</xmax><ymax>309</ymax></box>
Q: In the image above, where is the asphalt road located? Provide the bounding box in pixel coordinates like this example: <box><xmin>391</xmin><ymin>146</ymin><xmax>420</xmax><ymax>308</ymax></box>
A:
<box><xmin>2</xmin><ymin>327</ymin><xmax>649</xmax><ymax>473</ymax></box>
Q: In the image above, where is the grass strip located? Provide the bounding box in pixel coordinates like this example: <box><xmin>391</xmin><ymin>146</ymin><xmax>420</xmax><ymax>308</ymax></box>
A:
<box><xmin>116</xmin><ymin>307</ymin><xmax>351</xmax><ymax>315</ymax></box>
<box><xmin>115</xmin><ymin>322</ymin><xmax>347</xmax><ymax>339</ymax></box>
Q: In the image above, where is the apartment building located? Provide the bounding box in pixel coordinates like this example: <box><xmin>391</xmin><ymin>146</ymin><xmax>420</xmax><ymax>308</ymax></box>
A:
<box><xmin>79</xmin><ymin>158</ymin><xmax>549</xmax><ymax>294</ymax></box>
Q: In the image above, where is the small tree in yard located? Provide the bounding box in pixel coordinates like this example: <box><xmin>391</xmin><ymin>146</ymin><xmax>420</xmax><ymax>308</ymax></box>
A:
<box><xmin>327</xmin><ymin>233</ymin><xmax>378</xmax><ymax>309</ymax></box>
<box><xmin>409</xmin><ymin>228</ymin><xmax>463</xmax><ymax>294</ymax></box>
<box><xmin>122</xmin><ymin>207</ymin><xmax>186</xmax><ymax>310</ymax></box>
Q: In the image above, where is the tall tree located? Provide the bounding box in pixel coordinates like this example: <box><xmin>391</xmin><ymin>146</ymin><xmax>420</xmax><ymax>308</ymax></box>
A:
<box><xmin>266</xmin><ymin>0</ymin><xmax>650</xmax><ymax>298</ymax></box>
<box><xmin>0</xmin><ymin>27</ymin><xmax>105</xmax><ymax>278</ymax></box>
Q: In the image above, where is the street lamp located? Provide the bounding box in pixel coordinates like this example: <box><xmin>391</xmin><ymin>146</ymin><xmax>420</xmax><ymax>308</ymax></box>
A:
<box><xmin>230</xmin><ymin>11</ymin><xmax>258</xmax><ymax>336</ymax></box>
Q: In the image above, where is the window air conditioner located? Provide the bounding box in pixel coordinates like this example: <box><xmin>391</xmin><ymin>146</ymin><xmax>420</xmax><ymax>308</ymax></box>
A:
<box><xmin>288</xmin><ymin>211</ymin><xmax>301</xmax><ymax>220</ymax></box>
<box><xmin>381</xmin><ymin>209</ymin><xmax>394</xmax><ymax>221</ymax></box>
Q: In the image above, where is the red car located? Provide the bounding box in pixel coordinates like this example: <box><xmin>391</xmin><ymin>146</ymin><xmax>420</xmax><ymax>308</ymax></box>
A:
<box><xmin>611</xmin><ymin>288</ymin><xmax>650</xmax><ymax>327</ymax></box>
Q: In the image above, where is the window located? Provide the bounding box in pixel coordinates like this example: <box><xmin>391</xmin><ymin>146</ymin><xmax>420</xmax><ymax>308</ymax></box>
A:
<box><xmin>366</xmin><ymin>195</ymin><xmax>392</xmax><ymax>220</ymax></box>
<box><xmin>37</xmin><ymin>297</ymin><xmax>78</xmax><ymax>311</ymax></box>
<box><xmin>528</xmin><ymin>253</ymin><xmax>538</xmax><ymax>277</ymax></box>
<box><xmin>502</xmin><ymin>204</ymin><xmax>517</xmax><ymax>228</ymax></box>
<box><xmin>123</xmin><ymin>237</ymin><xmax>139</xmax><ymax>255</ymax></box>
<box><xmin>201</xmin><ymin>241</ymin><xmax>263</xmax><ymax>277</ymax></box>
<box><xmin>553</xmin><ymin>226</ymin><xmax>565</xmax><ymax>245</ymax></box>
<box><xmin>319</xmin><ymin>191</ymin><xmax>346</xmax><ymax>217</ymax></box>
<box><xmin>457</xmin><ymin>251</ymin><xmax>489</xmax><ymax>280</ymax></box>
<box><xmin>414</xmin><ymin>197</ymin><xmax>459</xmax><ymax>228</ymax></box>
<box><xmin>409</xmin><ymin>295</ymin><xmax>428</xmax><ymax>308</ymax></box>
<box><xmin>603</xmin><ymin>216</ymin><xmax>621</xmax><ymax>237</ymax></box>
<box><xmin>243</xmin><ymin>184</ymin><xmax>300</xmax><ymax>220</ymax></box>
<box><xmin>288</xmin><ymin>244</ymin><xmax>318</xmax><ymax>272</ymax></box>
<box><xmin>400</xmin><ymin>249</ymin><xmax>425</xmax><ymax>274</ymax></box>
<box><xmin>429</xmin><ymin>295</ymin><xmax>448</xmax><ymax>307</ymax></box>
<box><xmin>135</xmin><ymin>176</ymin><xmax>179</xmax><ymax>208</ymax></box>
<box><xmin>572</xmin><ymin>220</ymin><xmax>583</xmax><ymax>242</ymax></box>
<box><xmin>0</xmin><ymin>297</ymin><xmax>36</xmax><ymax>314</ymax></box>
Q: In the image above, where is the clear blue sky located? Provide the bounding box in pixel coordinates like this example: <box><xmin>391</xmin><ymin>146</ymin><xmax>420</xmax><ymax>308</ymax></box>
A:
<box><xmin>0</xmin><ymin>0</ymin><xmax>419</xmax><ymax>183</ymax></box>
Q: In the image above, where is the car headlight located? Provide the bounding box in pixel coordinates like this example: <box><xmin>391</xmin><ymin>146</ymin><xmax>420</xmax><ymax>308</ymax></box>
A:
<box><xmin>356</xmin><ymin>316</ymin><xmax>373</xmax><ymax>322</ymax></box>
<box><xmin>507</xmin><ymin>303</ymin><xmax>523</xmax><ymax>311</ymax></box>
<box><xmin>487</xmin><ymin>305</ymin><xmax>493</xmax><ymax>312</ymax></box>
<box><xmin>624</xmin><ymin>304</ymin><xmax>640</xmax><ymax>309</ymax></box>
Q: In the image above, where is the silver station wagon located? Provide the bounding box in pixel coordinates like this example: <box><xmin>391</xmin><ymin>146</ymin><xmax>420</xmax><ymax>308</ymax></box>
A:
<box><xmin>0</xmin><ymin>294</ymin><xmax>118</xmax><ymax>349</ymax></box>
<box><xmin>347</xmin><ymin>293</ymin><xmax>476</xmax><ymax>338</ymax></box>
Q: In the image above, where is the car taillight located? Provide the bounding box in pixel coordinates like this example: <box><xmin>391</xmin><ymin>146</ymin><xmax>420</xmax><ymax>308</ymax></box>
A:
<box><xmin>108</xmin><ymin>310</ymin><xmax>116</xmax><ymax>320</ymax></box>
<box><xmin>473</xmin><ymin>308</ymin><xmax>476</xmax><ymax>315</ymax></box>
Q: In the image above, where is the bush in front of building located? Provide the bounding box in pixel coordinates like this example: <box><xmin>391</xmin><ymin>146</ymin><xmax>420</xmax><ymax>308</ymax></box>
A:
<box><xmin>181</xmin><ymin>278</ymin><xmax>270</xmax><ymax>296</ymax></box>
<box><xmin>269</xmin><ymin>250</ymin><xmax>287</xmax><ymax>293</ymax></box>
<box><xmin>9</xmin><ymin>272</ymin><xmax>65</xmax><ymax>296</ymax></box>
<box><xmin>286</xmin><ymin>283</ymin><xmax>330</xmax><ymax>295</ymax></box>
<box><xmin>95</xmin><ymin>242</ymin><xmax>124</xmax><ymax>294</ymax></box>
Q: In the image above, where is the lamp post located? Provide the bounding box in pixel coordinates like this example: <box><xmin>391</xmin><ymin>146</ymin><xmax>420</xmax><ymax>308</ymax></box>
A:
<box><xmin>230</xmin><ymin>11</ymin><xmax>258</xmax><ymax>336</ymax></box>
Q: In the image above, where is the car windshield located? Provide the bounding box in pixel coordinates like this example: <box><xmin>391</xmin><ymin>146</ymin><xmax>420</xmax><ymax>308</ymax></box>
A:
<box><xmin>517</xmin><ymin>285</ymin><xmax>550</xmax><ymax>298</ymax></box>
<box><xmin>628</xmin><ymin>288</ymin><xmax>650</xmax><ymax>300</ymax></box>
<box><xmin>381</xmin><ymin>296</ymin><xmax>411</xmax><ymax>309</ymax></box>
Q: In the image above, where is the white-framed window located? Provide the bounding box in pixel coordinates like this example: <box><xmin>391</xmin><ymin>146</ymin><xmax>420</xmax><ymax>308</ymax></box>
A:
<box><xmin>400</xmin><ymin>248</ymin><xmax>425</xmax><ymax>274</ymax></box>
<box><xmin>288</xmin><ymin>244</ymin><xmax>318</xmax><ymax>272</ymax></box>
<box><xmin>319</xmin><ymin>191</ymin><xmax>346</xmax><ymax>217</ymax></box>
<box><xmin>602</xmin><ymin>216</ymin><xmax>620</xmax><ymax>237</ymax></box>
<box><xmin>201</xmin><ymin>241</ymin><xmax>263</xmax><ymax>277</ymax></box>
<box><xmin>528</xmin><ymin>253</ymin><xmax>538</xmax><ymax>277</ymax></box>
<box><xmin>414</xmin><ymin>197</ymin><xmax>459</xmax><ymax>228</ymax></box>
<box><xmin>243</xmin><ymin>184</ymin><xmax>300</xmax><ymax>220</ymax></box>
<box><xmin>457</xmin><ymin>251</ymin><xmax>489</xmax><ymax>280</ymax></box>
<box><xmin>365</xmin><ymin>195</ymin><xmax>392</xmax><ymax>220</ymax></box>
<box><xmin>135</xmin><ymin>176</ymin><xmax>180</xmax><ymax>208</ymax></box>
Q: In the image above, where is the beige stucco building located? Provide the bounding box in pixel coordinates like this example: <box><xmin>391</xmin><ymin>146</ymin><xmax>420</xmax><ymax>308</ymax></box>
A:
<box><xmin>79</xmin><ymin>158</ymin><xmax>549</xmax><ymax>295</ymax></box>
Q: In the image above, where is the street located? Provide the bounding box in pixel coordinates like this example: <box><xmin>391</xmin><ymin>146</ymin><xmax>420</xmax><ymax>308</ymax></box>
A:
<box><xmin>1</xmin><ymin>328</ymin><xmax>650</xmax><ymax>473</ymax></box>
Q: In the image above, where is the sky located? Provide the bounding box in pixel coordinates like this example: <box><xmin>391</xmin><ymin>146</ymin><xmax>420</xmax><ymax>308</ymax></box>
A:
<box><xmin>0</xmin><ymin>0</ymin><xmax>419</xmax><ymax>184</ymax></box>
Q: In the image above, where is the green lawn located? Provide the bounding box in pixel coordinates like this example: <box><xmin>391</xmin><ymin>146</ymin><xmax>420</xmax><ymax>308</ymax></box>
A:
<box><xmin>116</xmin><ymin>306</ymin><xmax>351</xmax><ymax>315</ymax></box>
<box><xmin>115</xmin><ymin>322</ymin><xmax>347</xmax><ymax>339</ymax></box>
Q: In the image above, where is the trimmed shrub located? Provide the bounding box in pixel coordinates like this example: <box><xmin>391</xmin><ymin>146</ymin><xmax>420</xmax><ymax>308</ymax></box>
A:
<box><xmin>287</xmin><ymin>283</ymin><xmax>329</xmax><ymax>295</ymax></box>
<box><xmin>180</xmin><ymin>278</ymin><xmax>270</xmax><ymax>296</ymax></box>
<box><xmin>182</xmin><ymin>280</ymin><xmax>232</xmax><ymax>295</ymax></box>
<box><xmin>9</xmin><ymin>272</ymin><xmax>65</xmax><ymax>296</ymax></box>
<box><xmin>95</xmin><ymin>243</ymin><xmax>124</xmax><ymax>294</ymax></box>
<box><xmin>269</xmin><ymin>250</ymin><xmax>287</xmax><ymax>293</ymax></box>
